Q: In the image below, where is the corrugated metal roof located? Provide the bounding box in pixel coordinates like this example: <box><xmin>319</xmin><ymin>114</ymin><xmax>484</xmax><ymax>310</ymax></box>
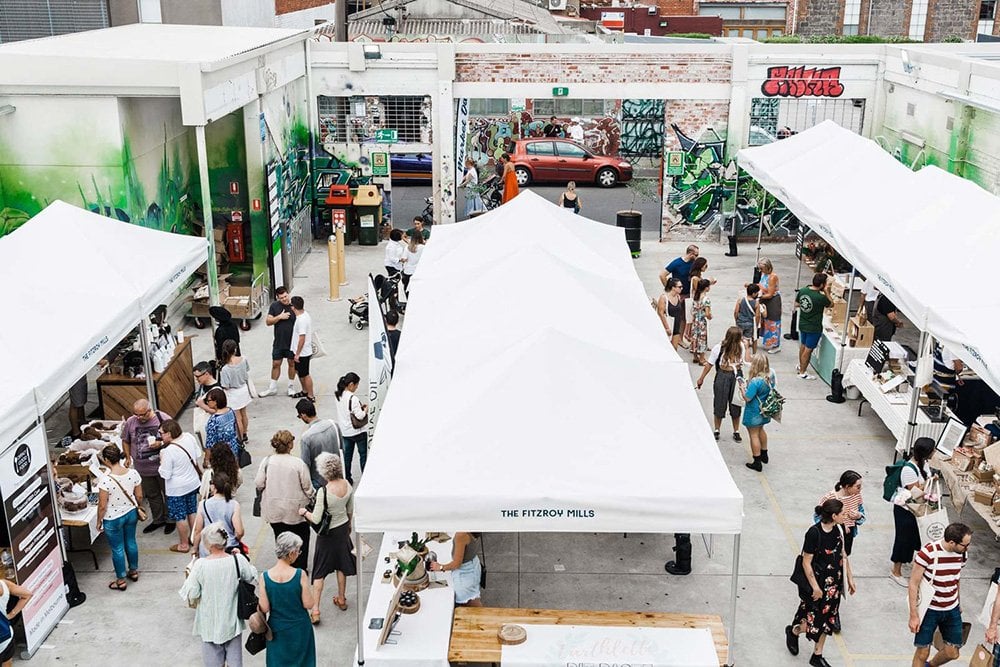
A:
<box><xmin>344</xmin><ymin>0</ymin><xmax>569</xmax><ymax>34</ymax></box>
<box><xmin>343</xmin><ymin>18</ymin><xmax>544</xmax><ymax>37</ymax></box>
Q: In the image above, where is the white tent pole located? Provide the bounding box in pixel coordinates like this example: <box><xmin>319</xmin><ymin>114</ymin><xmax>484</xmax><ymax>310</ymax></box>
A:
<box><xmin>138</xmin><ymin>318</ymin><xmax>158</xmax><ymax>412</ymax></box>
<box><xmin>901</xmin><ymin>328</ymin><xmax>930</xmax><ymax>457</ymax></box>
<box><xmin>727</xmin><ymin>534</ymin><xmax>740</xmax><ymax>667</ymax></box>
<box><xmin>835</xmin><ymin>267</ymin><xmax>857</xmax><ymax>374</ymax></box>
<box><xmin>754</xmin><ymin>196</ymin><xmax>765</xmax><ymax>266</ymax></box>
<box><xmin>355</xmin><ymin>526</ymin><xmax>365</xmax><ymax>665</ymax></box>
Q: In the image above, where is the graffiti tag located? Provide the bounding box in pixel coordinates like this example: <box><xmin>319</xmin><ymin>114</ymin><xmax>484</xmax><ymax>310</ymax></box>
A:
<box><xmin>761</xmin><ymin>66</ymin><xmax>845</xmax><ymax>98</ymax></box>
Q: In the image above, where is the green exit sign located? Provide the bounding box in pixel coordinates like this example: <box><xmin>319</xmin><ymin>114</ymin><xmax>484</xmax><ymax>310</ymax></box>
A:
<box><xmin>552</xmin><ymin>87</ymin><xmax>570</xmax><ymax>97</ymax></box>
<box><xmin>375</xmin><ymin>129</ymin><xmax>398</xmax><ymax>143</ymax></box>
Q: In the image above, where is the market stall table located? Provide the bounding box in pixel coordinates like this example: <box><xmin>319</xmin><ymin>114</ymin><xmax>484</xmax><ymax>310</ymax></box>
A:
<box><xmin>358</xmin><ymin>532</ymin><xmax>455</xmax><ymax>667</ymax></box>
<box><xmin>448</xmin><ymin>607</ymin><xmax>729</xmax><ymax>666</ymax></box>
<box><xmin>59</xmin><ymin>504</ymin><xmax>100</xmax><ymax>569</ymax></box>
<box><xmin>810</xmin><ymin>319</ymin><xmax>869</xmax><ymax>385</ymax></box>
<box><xmin>97</xmin><ymin>338</ymin><xmax>194</xmax><ymax>420</ymax></box>
<box><xmin>843</xmin><ymin>359</ymin><xmax>952</xmax><ymax>449</ymax></box>
<box><xmin>933</xmin><ymin>453</ymin><xmax>1000</xmax><ymax>539</ymax></box>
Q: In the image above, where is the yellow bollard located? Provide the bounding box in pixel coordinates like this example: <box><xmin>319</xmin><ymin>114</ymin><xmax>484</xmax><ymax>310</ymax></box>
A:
<box><xmin>327</xmin><ymin>235</ymin><xmax>341</xmax><ymax>302</ymax></box>
<box><xmin>336</xmin><ymin>223</ymin><xmax>348</xmax><ymax>286</ymax></box>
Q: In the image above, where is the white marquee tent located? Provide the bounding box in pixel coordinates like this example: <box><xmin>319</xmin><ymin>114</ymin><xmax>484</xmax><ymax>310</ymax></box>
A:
<box><xmin>353</xmin><ymin>191</ymin><xmax>744</xmax><ymax>663</ymax></box>
<box><xmin>738</xmin><ymin>121</ymin><xmax>1000</xmax><ymax>397</ymax></box>
<box><xmin>0</xmin><ymin>200</ymin><xmax>207</xmax><ymax>446</ymax></box>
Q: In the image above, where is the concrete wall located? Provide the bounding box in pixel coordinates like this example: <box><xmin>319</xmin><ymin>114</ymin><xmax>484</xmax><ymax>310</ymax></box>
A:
<box><xmin>162</xmin><ymin>0</ymin><xmax>224</xmax><ymax>25</ymax></box>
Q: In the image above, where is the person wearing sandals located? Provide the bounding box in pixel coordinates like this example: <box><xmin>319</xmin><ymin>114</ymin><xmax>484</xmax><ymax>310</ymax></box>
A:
<box><xmin>96</xmin><ymin>444</ymin><xmax>143</xmax><ymax>591</ymax></box>
<box><xmin>219</xmin><ymin>339</ymin><xmax>252</xmax><ymax>444</ymax></box>
<box><xmin>429</xmin><ymin>532</ymin><xmax>483</xmax><ymax>607</ymax></box>
<box><xmin>259</xmin><ymin>532</ymin><xmax>316</xmax><ymax>667</ymax></box>
<box><xmin>290</xmin><ymin>296</ymin><xmax>315</xmax><ymax>403</ymax></box>
<box><xmin>785</xmin><ymin>498</ymin><xmax>856</xmax><ymax>667</ymax></box>
<box><xmin>656</xmin><ymin>278</ymin><xmax>685</xmax><ymax>350</ymax></box>
<box><xmin>0</xmin><ymin>578</ymin><xmax>32</xmax><ymax>666</ymax></box>
<box><xmin>740</xmin><ymin>352</ymin><xmax>775</xmax><ymax>471</ymax></box>
<box><xmin>192</xmin><ymin>472</ymin><xmax>245</xmax><ymax>557</ymax></box>
<box><xmin>298</xmin><ymin>453</ymin><xmax>356</xmax><ymax>624</ymax></box>
<box><xmin>179</xmin><ymin>522</ymin><xmax>258</xmax><ymax>667</ymax></box>
<box><xmin>256</xmin><ymin>431</ymin><xmax>314</xmax><ymax>572</ymax></box>
<box><xmin>757</xmin><ymin>257</ymin><xmax>782</xmax><ymax>353</ymax></box>
<box><xmin>890</xmin><ymin>437</ymin><xmax>935</xmax><ymax>588</ymax></box>
<box><xmin>696</xmin><ymin>326</ymin><xmax>748</xmax><ymax>443</ymax></box>
<box><xmin>818</xmin><ymin>471</ymin><xmax>865</xmax><ymax>556</ymax></box>
<box><xmin>159</xmin><ymin>420</ymin><xmax>204</xmax><ymax>554</ymax></box>
<box><xmin>204</xmin><ymin>388</ymin><xmax>240</xmax><ymax>460</ymax></box>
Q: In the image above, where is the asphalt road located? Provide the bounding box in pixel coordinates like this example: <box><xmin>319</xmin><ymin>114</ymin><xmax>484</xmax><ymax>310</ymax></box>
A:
<box><xmin>389</xmin><ymin>180</ymin><xmax>663</xmax><ymax>233</ymax></box>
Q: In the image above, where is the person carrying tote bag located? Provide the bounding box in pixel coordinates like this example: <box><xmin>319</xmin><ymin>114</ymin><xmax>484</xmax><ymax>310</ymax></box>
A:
<box><xmin>915</xmin><ymin>478</ymin><xmax>949</xmax><ymax>546</ymax></box>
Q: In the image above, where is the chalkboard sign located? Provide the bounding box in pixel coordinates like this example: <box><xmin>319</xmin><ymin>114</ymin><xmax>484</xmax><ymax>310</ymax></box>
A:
<box><xmin>795</xmin><ymin>224</ymin><xmax>810</xmax><ymax>260</ymax></box>
<box><xmin>866</xmin><ymin>339</ymin><xmax>889</xmax><ymax>374</ymax></box>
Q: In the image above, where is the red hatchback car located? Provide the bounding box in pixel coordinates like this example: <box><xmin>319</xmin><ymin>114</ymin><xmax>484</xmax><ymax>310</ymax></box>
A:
<box><xmin>510</xmin><ymin>138</ymin><xmax>633</xmax><ymax>188</ymax></box>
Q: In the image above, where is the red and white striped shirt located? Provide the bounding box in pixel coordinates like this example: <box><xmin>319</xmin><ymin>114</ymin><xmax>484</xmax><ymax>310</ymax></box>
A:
<box><xmin>914</xmin><ymin>541</ymin><xmax>966</xmax><ymax>611</ymax></box>
<box><xmin>819</xmin><ymin>490</ymin><xmax>863</xmax><ymax>529</ymax></box>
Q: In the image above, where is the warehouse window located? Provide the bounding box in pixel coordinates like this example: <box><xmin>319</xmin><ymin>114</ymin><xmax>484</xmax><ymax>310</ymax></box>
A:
<box><xmin>749</xmin><ymin>98</ymin><xmax>866</xmax><ymax>146</ymax></box>
<box><xmin>979</xmin><ymin>0</ymin><xmax>996</xmax><ymax>34</ymax></box>
<box><xmin>469</xmin><ymin>99</ymin><xmax>509</xmax><ymax>116</ymax></box>
<box><xmin>532</xmin><ymin>99</ymin><xmax>615</xmax><ymax>117</ymax></box>
<box><xmin>909</xmin><ymin>0</ymin><xmax>929</xmax><ymax>40</ymax></box>
<box><xmin>317</xmin><ymin>95</ymin><xmax>429</xmax><ymax>145</ymax></box>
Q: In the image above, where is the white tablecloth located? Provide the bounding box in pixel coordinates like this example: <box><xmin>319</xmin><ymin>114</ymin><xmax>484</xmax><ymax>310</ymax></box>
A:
<box><xmin>500</xmin><ymin>625</ymin><xmax>718</xmax><ymax>667</ymax></box>
<box><xmin>357</xmin><ymin>533</ymin><xmax>455</xmax><ymax>667</ymax></box>
<box><xmin>59</xmin><ymin>504</ymin><xmax>100</xmax><ymax>544</ymax></box>
<box><xmin>844</xmin><ymin>359</ymin><xmax>951</xmax><ymax>450</ymax></box>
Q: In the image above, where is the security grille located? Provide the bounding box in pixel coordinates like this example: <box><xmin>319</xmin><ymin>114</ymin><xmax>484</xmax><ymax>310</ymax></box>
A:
<box><xmin>0</xmin><ymin>0</ymin><xmax>109</xmax><ymax>43</ymax></box>
<box><xmin>532</xmin><ymin>99</ymin><xmax>616</xmax><ymax>117</ymax></box>
<box><xmin>748</xmin><ymin>98</ymin><xmax>865</xmax><ymax>145</ymax></box>
<box><xmin>317</xmin><ymin>95</ymin><xmax>430</xmax><ymax>145</ymax></box>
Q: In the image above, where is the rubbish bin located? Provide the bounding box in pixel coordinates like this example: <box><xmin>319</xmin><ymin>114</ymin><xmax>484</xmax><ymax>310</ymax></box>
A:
<box><xmin>324</xmin><ymin>185</ymin><xmax>353</xmax><ymax>244</ymax></box>
<box><xmin>616</xmin><ymin>210</ymin><xmax>642</xmax><ymax>258</ymax></box>
<box><xmin>354</xmin><ymin>185</ymin><xmax>383</xmax><ymax>246</ymax></box>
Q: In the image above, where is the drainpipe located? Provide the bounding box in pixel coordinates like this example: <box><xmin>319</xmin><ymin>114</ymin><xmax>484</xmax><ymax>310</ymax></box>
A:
<box><xmin>790</xmin><ymin>0</ymin><xmax>799</xmax><ymax>34</ymax></box>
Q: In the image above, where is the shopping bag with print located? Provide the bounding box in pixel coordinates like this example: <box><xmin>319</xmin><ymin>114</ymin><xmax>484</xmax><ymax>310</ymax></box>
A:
<box><xmin>916</xmin><ymin>480</ymin><xmax>949</xmax><ymax>545</ymax></box>
<box><xmin>968</xmin><ymin>643</ymin><xmax>994</xmax><ymax>667</ymax></box>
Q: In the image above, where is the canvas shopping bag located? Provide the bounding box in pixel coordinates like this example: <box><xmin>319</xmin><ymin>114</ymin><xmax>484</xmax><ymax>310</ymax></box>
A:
<box><xmin>915</xmin><ymin>545</ymin><xmax>939</xmax><ymax>623</ymax></box>
<box><xmin>311</xmin><ymin>331</ymin><xmax>327</xmax><ymax>359</ymax></box>
<box><xmin>916</xmin><ymin>480</ymin><xmax>949</xmax><ymax>545</ymax></box>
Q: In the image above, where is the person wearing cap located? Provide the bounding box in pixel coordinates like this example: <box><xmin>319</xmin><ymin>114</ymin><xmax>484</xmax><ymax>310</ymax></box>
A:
<box><xmin>296</xmin><ymin>399</ymin><xmax>342</xmax><ymax>490</ymax></box>
<box><xmin>179</xmin><ymin>521</ymin><xmax>258</xmax><ymax>667</ymax></box>
<box><xmin>209</xmin><ymin>306</ymin><xmax>240</xmax><ymax>363</ymax></box>
<box><xmin>568</xmin><ymin>119</ymin><xmax>584</xmax><ymax>143</ymax></box>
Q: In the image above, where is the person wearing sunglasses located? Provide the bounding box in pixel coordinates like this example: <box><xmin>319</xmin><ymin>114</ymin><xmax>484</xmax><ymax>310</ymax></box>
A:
<box><xmin>908</xmin><ymin>522</ymin><xmax>973</xmax><ymax>667</ymax></box>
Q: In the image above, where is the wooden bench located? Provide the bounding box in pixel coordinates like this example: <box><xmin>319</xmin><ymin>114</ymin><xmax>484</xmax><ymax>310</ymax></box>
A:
<box><xmin>448</xmin><ymin>606</ymin><xmax>728</xmax><ymax>665</ymax></box>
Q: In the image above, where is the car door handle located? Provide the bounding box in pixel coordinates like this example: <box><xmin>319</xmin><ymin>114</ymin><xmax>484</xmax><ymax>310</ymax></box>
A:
<box><xmin>530</xmin><ymin>158</ymin><xmax>539</xmax><ymax>161</ymax></box>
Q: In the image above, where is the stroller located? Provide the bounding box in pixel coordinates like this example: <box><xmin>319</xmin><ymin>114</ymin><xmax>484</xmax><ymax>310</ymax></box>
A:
<box><xmin>348</xmin><ymin>272</ymin><xmax>404</xmax><ymax>331</ymax></box>
<box><xmin>348</xmin><ymin>294</ymin><xmax>369</xmax><ymax>330</ymax></box>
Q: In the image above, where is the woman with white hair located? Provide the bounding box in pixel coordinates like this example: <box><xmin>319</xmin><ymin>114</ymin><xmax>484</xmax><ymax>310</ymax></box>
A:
<box><xmin>259</xmin><ymin>531</ymin><xmax>316</xmax><ymax>667</ymax></box>
<box><xmin>179</xmin><ymin>522</ymin><xmax>258</xmax><ymax>667</ymax></box>
<box><xmin>298</xmin><ymin>452</ymin><xmax>356</xmax><ymax>623</ymax></box>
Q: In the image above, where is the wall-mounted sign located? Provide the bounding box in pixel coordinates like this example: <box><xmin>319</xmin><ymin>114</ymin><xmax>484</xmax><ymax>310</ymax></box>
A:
<box><xmin>231</xmin><ymin>211</ymin><xmax>243</xmax><ymax>223</ymax></box>
<box><xmin>552</xmin><ymin>87</ymin><xmax>570</xmax><ymax>97</ymax></box>
<box><xmin>229</xmin><ymin>181</ymin><xmax>240</xmax><ymax>195</ymax></box>
<box><xmin>600</xmin><ymin>11</ymin><xmax>625</xmax><ymax>29</ymax></box>
<box><xmin>252</xmin><ymin>198</ymin><xmax>262</xmax><ymax>212</ymax></box>
<box><xmin>375</xmin><ymin>129</ymin><xmax>398</xmax><ymax>143</ymax></box>
<box><xmin>665</xmin><ymin>151</ymin><xmax>685</xmax><ymax>176</ymax></box>
<box><xmin>761</xmin><ymin>66</ymin><xmax>845</xmax><ymax>98</ymax></box>
<box><xmin>372</xmin><ymin>152</ymin><xmax>389</xmax><ymax>177</ymax></box>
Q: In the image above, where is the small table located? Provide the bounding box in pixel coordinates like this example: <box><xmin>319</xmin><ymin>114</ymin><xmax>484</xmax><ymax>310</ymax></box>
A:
<box><xmin>810</xmin><ymin>320</ymin><xmax>869</xmax><ymax>385</ymax></box>
<box><xmin>60</xmin><ymin>504</ymin><xmax>100</xmax><ymax>570</ymax></box>
<box><xmin>448</xmin><ymin>607</ymin><xmax>728</xmax><ymax>666</ymax></box>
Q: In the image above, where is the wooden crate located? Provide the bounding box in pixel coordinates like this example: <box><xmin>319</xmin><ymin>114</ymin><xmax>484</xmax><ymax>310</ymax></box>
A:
<box><xmin>846</xmin><ymin>315</ymin><xmax>875</xmax><ymax>348</ymax></box>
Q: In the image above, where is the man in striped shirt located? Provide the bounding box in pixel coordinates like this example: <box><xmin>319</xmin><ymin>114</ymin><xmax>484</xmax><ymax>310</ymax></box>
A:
<box><xmin>907</xmin><ymin>523</ymin><xmax>973</xmax><ymax>667</ymax></box>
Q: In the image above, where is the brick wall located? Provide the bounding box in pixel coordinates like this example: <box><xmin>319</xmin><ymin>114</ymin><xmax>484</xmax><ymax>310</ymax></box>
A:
<box><xmin>925</xmin><ymin>0</ymin><xmax>977</xmax><ymax>40</ymax></box>
<box><xmin>795</xmin><ymin>0</ymin><xmax>844</xmax><ymax>36</ymax></box>
<box><xmin>866</xmin><ymin>0</ymin><xmax>911</xmax><ymax>36</ymax></box>
<box><xmin>659</xmin><ymin>0</ymin><xmax>696</xmax><ymax>14</ymax></box>
<box><xmin>454</xmin><ymin>52</ymin><xmax>732</xmax><ymax>84</ymax></box>
<box><xmin>275</xmin><ymin>0</ymin><xmax>329</xmax><ymax>14</ymax></box>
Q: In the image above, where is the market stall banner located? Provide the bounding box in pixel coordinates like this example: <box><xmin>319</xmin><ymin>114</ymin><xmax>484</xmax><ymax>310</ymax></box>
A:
<box><xmin>0</xmin><ymin>425</ymin><xmax>68</xmax><ymax>655</ymax></box>
<box><xmin>499</xmin><ymin>625</ymin><xmax>718</xmax><ymax>667</ymax></box>
<box><xmin>368</xmin><ymin>274</ymin><xmax>394</xmax><ymax>441</ymax></box>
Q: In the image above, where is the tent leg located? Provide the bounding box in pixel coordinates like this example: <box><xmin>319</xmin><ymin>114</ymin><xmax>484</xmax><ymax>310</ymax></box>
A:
<box><xmin>901</xmin><ymin>329</ymin><xmax>930</xmax><ymax>458</ymax></box>
<box><xmin>355</xmin><ymin>527</ymin><xmax>365</xmax><ymax>665</ymax></box>
<box><xmin>727</xmin><ymin>534</ymin><xmax>740</xmax><ymax>667</ymax></box>
<box><xmin>835</xmin><ymin>268</ymin><xmax>856</xmax><ymax>374</ymax></box>
<box><xmin>701</xmin><ymin>533</ymin><xmax>714</xmax><ymax>559</ymax></box>
<box><xmin>138</xmin><ymin>318</ymin><xmax>158</xmax><ymax>412</ymax></box>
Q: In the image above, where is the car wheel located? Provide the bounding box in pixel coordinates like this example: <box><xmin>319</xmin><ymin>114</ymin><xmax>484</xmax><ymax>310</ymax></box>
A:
<box><xmin>597</xmin><ymin>168</ymin><xmax>618</xmax><ymax>188</ymax></box>
<box><xmin>515</xmin><ymin>167</ymin><xmax>531</xmax><ymax>187</ymax></box>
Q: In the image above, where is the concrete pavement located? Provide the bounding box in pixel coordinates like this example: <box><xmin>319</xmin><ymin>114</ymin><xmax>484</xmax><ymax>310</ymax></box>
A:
<box><xmin>31</xmin><ymin>225</ymin><xmax>1000</xmax><ymax>666</ymax></box>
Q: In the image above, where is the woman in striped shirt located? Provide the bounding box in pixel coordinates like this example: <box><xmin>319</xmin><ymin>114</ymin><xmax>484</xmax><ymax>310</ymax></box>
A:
<box><xmin>818</xmin><ymin>471</ymin><xmax>865</xmax><ymax>556</ymax></box>
<box><xmin>908</xmin><ymin>522</ymin><xmax>972</xmax><ymax>667</ymax></box>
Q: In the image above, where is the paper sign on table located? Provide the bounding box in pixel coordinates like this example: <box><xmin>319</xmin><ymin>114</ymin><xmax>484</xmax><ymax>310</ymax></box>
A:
<box><xmin>500</xmin><ymin>625</ymin><xmax>718</xmax><ymax>667</ymax></box>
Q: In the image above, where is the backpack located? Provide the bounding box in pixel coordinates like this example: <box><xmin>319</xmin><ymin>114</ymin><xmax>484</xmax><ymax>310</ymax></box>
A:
<box><xmin>883</xmin><ymin>460</ymin><xmax>918</xmax><ymax>502</ymax></box>
<box><xmin>759</xmin><ymin>378</ymin><xmax>785</xmax><ymax>420</ymax></box>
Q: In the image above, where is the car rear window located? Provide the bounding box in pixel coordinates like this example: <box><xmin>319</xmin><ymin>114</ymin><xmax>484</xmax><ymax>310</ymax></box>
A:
<box><xmin>525</xmin><ymin>142</ymin><xmax>555</xmax><ymax>156</ymax></box>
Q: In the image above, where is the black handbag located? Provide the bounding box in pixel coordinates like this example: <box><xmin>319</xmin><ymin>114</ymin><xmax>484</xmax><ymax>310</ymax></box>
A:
<box><xmin>790</xmin><ymin>555</ymin><xmax>812</xmax><ymax>599</ymax></box>
<box><xmin>245</xmin><ymin>631</ymin><xmax>266</xmax><ymax>655</ymax></box>
<box><xmin>307</xmin><ymin>487</ymin><xmax>333</xmax><ymax>535</ymax></box>
<box><xmin>236</xmin><ymin>441</ymin><xmax>252</xmax><ymax>469</ymax></box>
<box><xmin>234</xmin><ymin>554</ymin><xmax>258</xmax><ymax>621</ymax></box>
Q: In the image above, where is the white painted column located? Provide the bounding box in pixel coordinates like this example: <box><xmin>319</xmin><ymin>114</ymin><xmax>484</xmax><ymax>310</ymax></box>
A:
<box><xmin>726</xmin><ymin>44</ymin><xmax>750</xmax><ymax>160</ymax></box>
<box><xmin>433</xmin><ymin>45</ymin><xmax>456</xmax><ymax>225</ymax></box>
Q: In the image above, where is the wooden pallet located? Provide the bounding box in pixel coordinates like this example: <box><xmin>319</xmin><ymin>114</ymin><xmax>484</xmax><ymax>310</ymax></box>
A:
<box><xmin>448</xmin><ymin>606</ymin><xmax>728</xmax><ymax>665</ymax></box>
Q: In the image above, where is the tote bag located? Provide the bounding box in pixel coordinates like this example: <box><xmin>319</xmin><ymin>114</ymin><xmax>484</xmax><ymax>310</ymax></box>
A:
<box><xmin>916</xmin><ymin>480</ymin><xmax>949</xmax><ymax>545</ymax></box>
<box><xmin>915</xmin><ymin>544</ymin><xmax>940</xmax><ymax>623</ymax></box>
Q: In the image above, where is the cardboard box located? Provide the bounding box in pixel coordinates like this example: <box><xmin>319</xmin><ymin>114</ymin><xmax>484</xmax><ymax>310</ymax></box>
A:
<box><xmin>846</xmin><ymin>315</ymin><xmax>875</xmax><ymax>348</ymax></box>
<box><xmin>992</xmin><ymin>498</ymin><xmax>1000</xmax><ymax>516</ymax></box>
<box><xmin>966</xmin><ymin>423</ymin><xmax>994</xmax><ymax>448</ymax></box>
<box><xmin>973</xmin><ymin>484</ymin><xmax>995</xmax><ymax>505</ymax></box>
<box><xmin>826</xmin><ymin>298</ymin><xmax>848</xmax><ymax>326</ymax></box>
<box><xmin>951</xmin><ymin>451</ymin><xmax>975</xmax><ymax>472</ymax></box>
<box><xmin>972</xmin><ymin>467</ymin><xmax>995</xmax><ymax>483</ymax></box>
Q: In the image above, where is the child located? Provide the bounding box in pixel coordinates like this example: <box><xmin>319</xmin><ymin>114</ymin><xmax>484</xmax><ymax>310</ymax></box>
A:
<box><xmin>687</xmin><ymin>280</ymin><xmax>712</xmax><ymax>364</ymax></box>
<box><xmin>734</xmin><ymin>283</ymin><xmax>761</xmax><ymax>354</ymax></box>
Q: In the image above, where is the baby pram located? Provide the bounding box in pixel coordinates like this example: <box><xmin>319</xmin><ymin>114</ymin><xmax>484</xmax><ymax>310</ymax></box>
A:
<box><xmin>348</xmin><ymin>294</ymin><xmax>368</xmax><ymax>330</ymax></box>
<box><xmin>348</xmin><ymin>272</ymin><xmax>404</xmax><ymax>331</ymax></box>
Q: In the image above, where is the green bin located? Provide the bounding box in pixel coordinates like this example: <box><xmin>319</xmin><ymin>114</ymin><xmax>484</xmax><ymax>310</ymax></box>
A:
<box><xmin>355</xmin><ymin>185</ymin><xmax>382</xmax><ymax>246</ymax></box>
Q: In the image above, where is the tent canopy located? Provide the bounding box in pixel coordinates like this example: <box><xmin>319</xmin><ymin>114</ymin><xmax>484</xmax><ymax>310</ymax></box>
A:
<box><xmin>353</xmin><ymin>191</ymin><xmax>744</xmax><ymax>535</ymax></box>
<box><xmin>0</xmin><ymin>201</ymin><xmax>207</xmax><ymax>444</ymax></box>
<box><xmin>738</xmin><ymin>121</ymin><xmax>1000</xmax><ymax>396</ymax></box>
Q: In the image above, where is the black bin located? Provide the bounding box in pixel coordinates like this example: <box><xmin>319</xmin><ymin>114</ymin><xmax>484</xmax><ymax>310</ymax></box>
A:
<box><xmin>616</xmin><ymin>210</ymin><xmax>642</xmax><ymax>257</ymax></box>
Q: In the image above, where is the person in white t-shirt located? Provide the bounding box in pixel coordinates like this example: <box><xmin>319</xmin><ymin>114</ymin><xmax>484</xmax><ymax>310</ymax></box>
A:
<box><xmin>384</xmin><ymin>229</ymin><xmax>405</xmax><ymax>276</ymax></box>
<box><xmin>290</xmin><ymin>296</ymin><xmax>315</xmax><ymax>402</ymax></box>
<box><xmin>158</xmin><ymin>419</ymin><xmax>204</xmax><ymax>554</ymax></box>
<box><xmin>335</xmin><ymin>372</ymin><xmax>368</xmax><ymax>485</ymax></box>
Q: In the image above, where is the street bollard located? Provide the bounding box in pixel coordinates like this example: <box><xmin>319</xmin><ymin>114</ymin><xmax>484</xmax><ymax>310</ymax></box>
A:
<box><xmin>336</xmin><ymin>223</ymin><xmax>348</xmax><ymax>286</ymax></box>
<box><xmin>327</xmin><ymin>235</ymin><xmax>341</xmax><ymax>302</ymax></box>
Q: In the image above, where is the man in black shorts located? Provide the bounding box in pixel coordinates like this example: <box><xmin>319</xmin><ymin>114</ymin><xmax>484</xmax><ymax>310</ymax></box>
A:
<box><xmin>260</xmin><ymin>286</ymin><xmax>297</xmax><ymax>397</ymax></box>
<box><xmin>290</xmin><ymin>296</ymin><xmax>315</xmax><ymax>402</ymax></box>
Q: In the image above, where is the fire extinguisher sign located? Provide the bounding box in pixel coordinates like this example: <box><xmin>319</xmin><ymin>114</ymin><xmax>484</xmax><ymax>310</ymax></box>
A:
<box><xmin>231</xmin><ymin>211</ymin><xmax>243</xmax><ymax>222</ymax></box>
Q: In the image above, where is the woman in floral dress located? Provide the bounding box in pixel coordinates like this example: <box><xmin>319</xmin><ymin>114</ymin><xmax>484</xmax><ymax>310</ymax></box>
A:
<box><xmin>786</xmin><ymin>498</ymin><xmax>857</xmax><ymax>667</ymax></box>
<box><xmin>757</xmin><ymin>258</ymin><xmax>782</xmax><ymax>353</ymax></box>
<box><xmin>687</xmin><ymin>280</ymin><xmax>712</xmax><ymax>364</ymax></box>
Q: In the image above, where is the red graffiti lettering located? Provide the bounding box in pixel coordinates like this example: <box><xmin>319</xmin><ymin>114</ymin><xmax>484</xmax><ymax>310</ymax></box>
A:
<box><xmin>761</xmin><ymin>66</ymin><xmax>845</xmax><ymax>98</ymax></box>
